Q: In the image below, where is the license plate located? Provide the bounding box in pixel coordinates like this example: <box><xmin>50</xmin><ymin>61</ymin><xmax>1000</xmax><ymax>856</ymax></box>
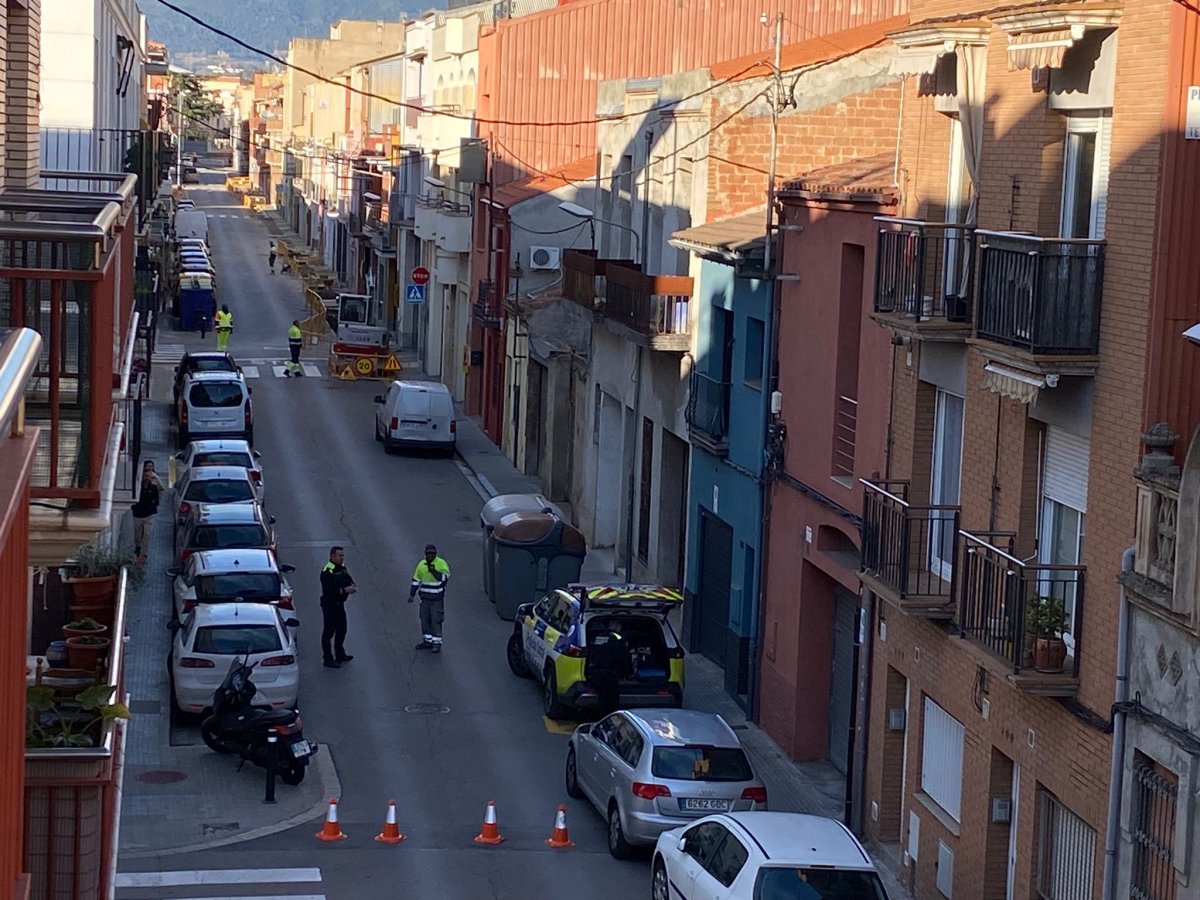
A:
<box><xmin>401</xmin><ymin>421</ymin><xmax>423</xmax><ymax>430</ymax></box>
<box><xmin>289</xmin><ymin>739</ymin><xmax>311</xmax><ymax>758</ymax></box>
<box><xmin>682</xmin><ymin>798</ymin><xmax>731</xmax><ymax>811</ymax></box>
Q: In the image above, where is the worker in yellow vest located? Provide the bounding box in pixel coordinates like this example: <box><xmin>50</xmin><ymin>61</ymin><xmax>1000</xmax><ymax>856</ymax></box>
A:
<box><xmin>285</xmin><ymin>321</ymin><xmax>304</xmax><ymax>377</ymax></box>
<box><xmin>215</xmin><ymin>304</ymin><xmax>233</xmax><ymax>351</ymax></box>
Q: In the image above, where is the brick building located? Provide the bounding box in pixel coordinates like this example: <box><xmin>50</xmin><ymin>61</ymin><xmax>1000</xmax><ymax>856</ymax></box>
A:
<box><xmin>853</xmin><ymin>0</ymin><xmax>1172</xmax><ymax>896</ymax></box>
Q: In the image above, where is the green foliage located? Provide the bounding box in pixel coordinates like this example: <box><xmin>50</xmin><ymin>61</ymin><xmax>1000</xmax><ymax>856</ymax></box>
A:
<box><xmin>1027</xmin><ymin>594</ymin><xmax>1068</xmax><ymax>639</ymax></box>
<box><xmin>26</xmin><ymin>684</ymin><xmax>131</xmax><ymax>749</ymax></box>
<box><xmin>65</xmin><ymin>618</ymin><xmax>107</xmax><ymax>632</ymax></box>
<box><xmin>170</xmin><ymin>74</ymin><xmax>227</xmax><ymax>140</ymax></box>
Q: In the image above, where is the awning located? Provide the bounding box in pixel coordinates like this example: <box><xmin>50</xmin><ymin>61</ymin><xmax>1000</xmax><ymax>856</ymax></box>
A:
<box><xmin>982</xmin><ymin>361</ymin><xmax>1058</xmax><ymax>404</ymax></box>
<box><xmin>890</xmin><ymin>46</ymin><xmax>946</xmax><ymax>76</ymax></box>
<box><xmin>1006</xmin><ymin>28</ymin><xmax>1078</xmax><ymax>70</ymax></box>
<box><xmin>886</xmin><ymin>22</ymin><xmax>990</xmax><ymax>76</ymax></box>
<box><xmin>993</xmin><ymin>5</ymin><xmax>1122</xmax><ymax>71</ymax></box>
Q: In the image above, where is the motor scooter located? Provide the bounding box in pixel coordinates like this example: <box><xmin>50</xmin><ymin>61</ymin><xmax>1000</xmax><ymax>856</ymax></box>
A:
<box><xmin>200</xmin><ymin>655</ymin><xmax>317</xmax><ymax>785</ymax></box>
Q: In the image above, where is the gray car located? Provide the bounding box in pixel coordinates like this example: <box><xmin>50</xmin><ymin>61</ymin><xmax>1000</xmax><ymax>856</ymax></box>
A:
<box><xmin>565</xmin><ymin>708</ymin><xmax>767</xmax><ymax>859</ymax></box>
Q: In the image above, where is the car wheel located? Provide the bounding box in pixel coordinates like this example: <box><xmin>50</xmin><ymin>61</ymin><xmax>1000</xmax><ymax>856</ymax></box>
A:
<box><xmin>565</xmin><ymin>746</ymin><xmax>584</xmax><ymax>799</ymax></box>
<box><xmin>607</xmin><ymin>801</ymin><xmax>634</xmax><ymax>860</ymax></box>
<box><xmin>652</xmin><ymin>858</ymin><xmax>670</xmax><ymax>900</ymax></box>
<box><xmin>543</xmin><ymin>665</ymin><xmax>568</xmax><ymax>720</ymax></box>
<box><xmin>374</xmin><ymin>421</ymin><xmax>382</xmax><ymax>442</ymax></box>
<box><xmin>506</xmin><ymin>633</ymin><xmax>531</xmax><ymax>678</ymax></box>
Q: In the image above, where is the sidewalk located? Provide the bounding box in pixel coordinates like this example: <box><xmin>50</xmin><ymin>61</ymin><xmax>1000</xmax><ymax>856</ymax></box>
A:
<box><xmin>451</xmin><ymin>409</ymin><xmax>913</xmax><ymax>898</ymax></box>
<box><xmin>117</xmin><ymin>354</ymin><xmax>338</xmax><ymax>860</ymax></box>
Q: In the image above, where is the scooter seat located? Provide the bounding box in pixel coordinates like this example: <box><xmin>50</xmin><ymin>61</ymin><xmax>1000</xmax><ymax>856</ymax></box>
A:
<box><xmin>247</xmin><ymin>708</ymin><xmax>299</xmax><ymax>727</ymax></box>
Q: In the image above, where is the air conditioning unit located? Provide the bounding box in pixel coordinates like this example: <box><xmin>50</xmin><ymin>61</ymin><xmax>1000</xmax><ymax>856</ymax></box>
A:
<box><xmin>529</xmin><ymin>246</ymin><xmax>561</xmax><ymax>271</ymax></box>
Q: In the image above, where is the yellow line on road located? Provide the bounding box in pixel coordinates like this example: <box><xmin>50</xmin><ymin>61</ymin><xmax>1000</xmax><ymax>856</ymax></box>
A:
<box><xmin>542</xmin><ymin>716</ymin><xmax>575</xmax><ymax>735</ymax></box>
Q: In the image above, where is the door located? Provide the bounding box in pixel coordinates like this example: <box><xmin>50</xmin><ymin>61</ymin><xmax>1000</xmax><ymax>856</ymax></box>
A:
<box><xmin>929</xmin><ymin>390</ymin><xmax>965</xmax><ymax>580</ymax></box>
<box><xmin>524</xmin><ymin>360</ymin><xmax>545</xmax><ymax>477</ymax></box>
<box><xmin>1060</xmin><ymin>113</ymin><xmax>1111</xmax><ymax>240</ymax></box>
<box><xmin>827</xmin><ymin>587</ymin><xmax>857</xmax><ymax>773</ymax></box>
<box><xmin>1040</xmin><ymin>427</ymin><xmax>1089</xmax><ymax>651</ymax></box>
<box><xmin>696</xmin><ymin>511</ymin><xmax>733</xmax><ymax>667</ymax></box>
<box><xmin>944</xmin><ymin>116</ymin><xmax>970</xmax><ymax>304</ymax></box>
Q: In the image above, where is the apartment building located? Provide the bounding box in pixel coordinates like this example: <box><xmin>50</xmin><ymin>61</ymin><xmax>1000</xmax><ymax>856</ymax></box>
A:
<box><xmin>853</xmin><ymin>0</ymin><xmax>1169</xmax><ymax>895</ymax></box>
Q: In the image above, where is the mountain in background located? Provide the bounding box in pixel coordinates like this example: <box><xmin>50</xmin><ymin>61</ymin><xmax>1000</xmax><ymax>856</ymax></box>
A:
<box><xmin>147</xmin><ymin>0</ymin><xmax>419</xmax><ymax>63</ymax></box>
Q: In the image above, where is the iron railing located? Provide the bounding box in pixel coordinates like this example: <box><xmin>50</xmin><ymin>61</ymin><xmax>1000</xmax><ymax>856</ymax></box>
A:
<box><xmin>474</xmin><ymin>280</ymin><xmax>501</xmax><ymax>330</ymax></box>
<box><xmin>563</xmin><ymin>249</ymin><xmax>600</xmax><ymax>313</ymax></box>
<box><xmin>860</xmin><ymin>480</ymin><xmax>960</xmax><ymax>603</ymax></box>
<box><xmin>832</xmin><ymin>395</ymin><xmax>858</xmax><ymax>479</ymax></box>
<box><xmin>975</xmin><ymin>231</ymin><xmax>1104</xmax><ymax>355</ymax></box>
<box><xmin>1130</xmin><ymin>757</ymin><xmax>1178</xmax><ymax>900</ymax></box>
<box><xmin>603</xmin><ymin>263</ymin><xmax>691</xmax><ymax>340</ymax></box>
<box><xmin>959</xmin><ymin>530</ymin><xmax>1086</xmax><ymax>676</ymax></box>
<box><xmin>686</xmin><ymin>371</ymin><xmax>730</xmax><ymax>449</ymax></box>
<box><xmin>873</xmin><ymin>218</ymin><xmax>973</xmax><ymax>323</ymax></box>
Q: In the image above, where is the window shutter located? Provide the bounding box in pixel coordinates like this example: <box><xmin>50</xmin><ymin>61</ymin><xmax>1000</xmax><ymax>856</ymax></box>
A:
<box><xmin>921</xmin><ymin>697</ymin><xmax>965</xmax><ymax>822</ymax></box>
<box><xmin>1092</xmin><ymin>113</ymin><xmax>1112</xmax><ymax>238</ymax></box>
<box><xmin>1043</xmin><ymin>427</ymin><xmax>1090</xmax><ymax>513</ymax></box>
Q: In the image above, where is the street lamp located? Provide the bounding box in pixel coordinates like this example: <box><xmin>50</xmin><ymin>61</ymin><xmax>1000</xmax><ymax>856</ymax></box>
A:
<box><xmin>557</xmin><ymin>201</ymin><xmax>641</xmax><ymax>263</ymax></box>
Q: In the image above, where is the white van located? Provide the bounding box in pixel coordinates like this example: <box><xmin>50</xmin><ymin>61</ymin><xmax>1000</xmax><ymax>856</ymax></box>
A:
<box><xmin>179</xmin><ymin>372</ymin><xmax>253</xmax><ymax>448</ymax></box>
<box><xmin>373</xmin><ymin>381</ymin><xmax>456</xmax><ymax>453</ymax></box>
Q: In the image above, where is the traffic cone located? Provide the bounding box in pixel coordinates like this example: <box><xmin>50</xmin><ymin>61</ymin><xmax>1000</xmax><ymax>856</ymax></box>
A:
<box><xmin>473</xmin><ymin>800</ymin><xmax>505</xmax><ymax>845</ymax></box>
<box><xmin>315</xmin><ymin>798</ymin><xmax>348</xmax><ymax>842</ymax></box>
<box><xmin>374</xmin><ymin>799</ymin><xmax>406</xmax><ymax>844</ymax></box>
<box><xmin>545</xmin><ymin>804</ymin><xmax>574</xmax><ymax>849</ymax></box>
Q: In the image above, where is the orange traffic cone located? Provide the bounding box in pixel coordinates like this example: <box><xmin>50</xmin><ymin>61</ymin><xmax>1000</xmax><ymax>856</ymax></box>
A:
<box><xmin>545</xmin><ymin>804</ymin><xmax>574</xmax><ymax>849</ymax></box>
<box><xmin>315</xmin><ymin>798</ymin><xmax>348</xmax><ymax>842</ymax></box>
<box><xmin>374</xmin><ymin>799</ymin><xmax>406</xmax><ymax>844</ymax></box>
<box><xmin>473</xmin><ymin>799</ymin><xmax>505</xmax><ymax>845</ymax></box>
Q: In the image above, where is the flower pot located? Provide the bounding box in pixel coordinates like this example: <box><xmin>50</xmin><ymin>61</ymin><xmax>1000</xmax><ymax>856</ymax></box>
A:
<box><xmin>65</xmin><ymin>636</ymin><xmax>111</xmax><ymax>671</ymax></box>
<box><xmin>68</xmin><ymin>602</ymin><xmax>114</xmax><ymax>630</ymax></box>
<box><xmin>68</xmin><ymin>575</ymin><xmax>118</xmax><ymax>603</ymax></box>
<box><xmin>63</xmin><ymin>622</ymin><xmax>109</xmax><ymax>641</ymax></box>
<box><xmin>1034</xmin><ymin>637</ymin><xmax>1068</xmax><ymax>674</ymax></box>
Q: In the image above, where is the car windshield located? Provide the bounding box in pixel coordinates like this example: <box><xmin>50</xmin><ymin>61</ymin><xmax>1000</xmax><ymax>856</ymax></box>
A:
<box><xmin>195</xmin><ymin>573</ymin><xmax>279</xmax><ymax>601</ymax></box>
<box><xmin>753</xmin><ymin>867</ymin><xmax>888</xmax><ymax>900</ymax></box>
<box><xmin>192</xmin><ymin>525</ymin><xmax>268</xmax><ymax>549</ymax></box>
<box><xmin>192</xmin><ymin>624</ymin><xmax>281</xmax><ymax>654</ymax></box>
<box><xmin>184</xmin><ymin>479</ymin><xmax>254</xmax><ymax>503</ymax></box>
<box><xmin>193</xmin><ymin>451</ymin><xmax>253</xmax><ymax>468</ymax></box>
<box><xmin>189</xmin><ymin>382</ymin><xmax>243</xmax><ymax>407</ymax></box>
<box><xmin>186</xmin><ymin>358</ymin><xmax>234</xmax><ymax>375</ymax></box>
<box><xmin>651</xmin><ymin>746</ymin><xmax>754</xmax><ymax>782</ymax></box>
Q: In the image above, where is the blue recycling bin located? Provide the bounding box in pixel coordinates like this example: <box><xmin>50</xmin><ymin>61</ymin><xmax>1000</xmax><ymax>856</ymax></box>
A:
<box><xmin>179</xmin><ymin>273</ymin><xmax>215</xmax><ymax>332</ymax></box>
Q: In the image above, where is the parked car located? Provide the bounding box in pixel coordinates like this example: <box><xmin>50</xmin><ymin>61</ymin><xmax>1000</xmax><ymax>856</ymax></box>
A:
<box><xmin>651</xmin><ymin>812</ymin><xmax>890</xmax><ymax>900</ymax></box>
<box><xmin>183</xmin><ymin>166</ymin><xmax>200</xmax><ymax>183</ymax></box>
<box><xmin>167</xmin><ymin>548</ymin><xmax>295</xmax><ymax>619</ymax></box>
<box><xmin>173</xmin><ymin>465</ymin><xmax>261</xmax><ymax>531</ymax></box>
<box><xmin>177</xmin><ymin>371</ymin><xmax>253</xmax><ymax>447</ymax></box>
<box><xmin>566</xmin><ymin>709</ymin><xmax>767</xmax><ymax>858</ymax></box>
<box><xmin>175</xmin><ymin>439</ymin><xmax>264</xmax><ymax>500</ymax></box>
<box><xmin>373</xmin><ymin>380</ymin><xmax>456</xmax><ymax>452</ymax></box>
<box><xmin>169</xmin><ymin>602</ymin><xmax>300</xmax><ymax>715</ymax></box>
<box><xmin>507</xmin><ymin>583</ymin><xmax>685</xmax><ymax>717</ymax></box>
<box><xmin>172</xmin><ymin>351</ymin><xmax>239</xmax><ymax>411</ymax></box>
<box><xmin>174</xmin><ymin>503</ymin><xmax>276</xmax><ymax>566</ymax></box>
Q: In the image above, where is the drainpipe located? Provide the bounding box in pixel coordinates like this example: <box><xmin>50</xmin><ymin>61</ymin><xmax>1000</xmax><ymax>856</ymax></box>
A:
<box><xmin>1102</xmin><ymin>544</ymin><xmax>1136</xmax><ymax>900</ymax></box>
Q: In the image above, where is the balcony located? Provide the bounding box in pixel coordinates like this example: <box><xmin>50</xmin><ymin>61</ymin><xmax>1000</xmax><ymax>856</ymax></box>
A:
<box><xmin>959</xmin><ymin>530</ymin><xmax>1085</xmax><ymax>696</ymax></box>
<box><xmin>974</xmin><ymin>231</ymin><xmax>1104</xmax><ymax>370</ymax></box>
<box><xmin>1121</xmin><ymin>424</ymin><xmax>1186</xmax><ymax>618</ymax></box>
<box><xmin>872</xmin><ymin>217</ymin><xmax>973</xmax><ymax>340</ymax></box>
<box><xmin>435</xmin><ymin>201</ymin><xmax>472</xmax><ymax>254</ymax></box>
<box><xmin>860</xmin><ymin>480</ymin><xmax>959</xmax><ymax>618</ymax></box>
<box><xmin>602</xmin><ymin>263</ymin><xmax>691</xmax><ymax>351</ymax></box>
<box><xmin>832</xmin><ymin>395</ymin><xmax>858</xmax><ymax>482</ymax></box>
<box><xmin>414</xmin><ymin>194</ymin><xmax>438</xmax><ymax>241</ymax></box>
<box><xmin>686</xmin><ymin>371</ymin><xmax>730</xmax><ymax>457</ymax></box>
<box><xmin>563</xmin><ymin>250</ymin><xmax>603</xmax><ymax>318</ymax></box>
<box><xmin>474</xmin><ymin>280</ymin><xmax>502</xmax><ymax>330</ymax></box>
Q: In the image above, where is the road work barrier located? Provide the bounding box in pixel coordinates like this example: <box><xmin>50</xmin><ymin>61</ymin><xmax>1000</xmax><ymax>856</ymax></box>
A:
<box><xmin>327</xmin><ymin>346</ymin><xmax>403</xmax><ymax>381</ymax></box>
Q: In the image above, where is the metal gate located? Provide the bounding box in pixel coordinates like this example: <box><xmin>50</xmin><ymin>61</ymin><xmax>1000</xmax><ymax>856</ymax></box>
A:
<box><xmin>696</xmin><ymin>511</ymin><xmax>733</xmax><ymax>667</ymax></box>
<box><xmin>827</xmin><ymin>586</ymin><xmax>857</xmax><ymax>773</ymax></box>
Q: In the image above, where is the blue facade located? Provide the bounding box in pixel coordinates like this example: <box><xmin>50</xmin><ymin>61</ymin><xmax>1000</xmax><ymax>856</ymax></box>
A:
<box><xmin>684</xmin><ymin>257</ymin><xmax>770</xmax><ymax>706</ymax></box>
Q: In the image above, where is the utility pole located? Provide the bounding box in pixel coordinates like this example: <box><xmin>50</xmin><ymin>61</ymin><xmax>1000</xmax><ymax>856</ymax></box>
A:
<box><xmin>624</xmin><ymin>129</ymin><xmax>653</xmax><ymax>583</ymax></box>
<box><xmin>175</xmin><ymin>88</ymin><xmax>184</xmax><ymax>188</ymax></box>
<box><xmin>763</xmin><ymin>11</ymin><xmax>783</xmax><ymax>278</ymax></box>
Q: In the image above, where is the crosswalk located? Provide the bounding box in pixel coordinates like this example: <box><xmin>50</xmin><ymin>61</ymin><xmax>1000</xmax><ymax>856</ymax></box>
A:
<box><xmin>150</xmin><ymin>346</ymin><xmax>325</xmax><ymax>379</ymax></box>
<box><xmin>115</xmin><ymin>866</ymin><xmax>324</xmax><ymax>899</ymax></box>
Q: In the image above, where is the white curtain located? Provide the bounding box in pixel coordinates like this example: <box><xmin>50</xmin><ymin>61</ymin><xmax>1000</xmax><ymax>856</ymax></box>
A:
<box><xmin>955</xmin><ymin>44</ymin><xmax>987</xmax><ymax>298</ymax></box>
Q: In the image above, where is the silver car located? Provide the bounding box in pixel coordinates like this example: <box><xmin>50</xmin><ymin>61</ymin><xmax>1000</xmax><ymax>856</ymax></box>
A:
<box><xmin>565</xmin><ymin>708</ymin><xmax>767</xmax><ymax>859</ymax></box>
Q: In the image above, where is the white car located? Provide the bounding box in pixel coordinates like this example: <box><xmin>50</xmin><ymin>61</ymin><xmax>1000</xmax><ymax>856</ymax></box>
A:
<box><xmin>175</xmin><ymin>439</ymin><xmax>264</xmax><ymax>502</ymax></box>
<box><xmin>167</xmin><ymin>548</ymin><xmax>295</xmax><ymax>620</ymax></box>
<box><xmin>651</xmin><ymin>812</ymin><xmax>890</xmax><ymax>900</ymax></box>
<box><xmin>169</xmin><ymin>602</ymin><xmax>300</xmax><ymax>714</ymax></box>
<box><xmin>173</xmin><ymin>465</ymin><xmax>261</xmax><ymax>530</ymax></box>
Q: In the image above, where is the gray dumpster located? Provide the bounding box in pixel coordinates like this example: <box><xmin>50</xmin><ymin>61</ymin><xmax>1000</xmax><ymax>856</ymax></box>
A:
<box><xmin>492</xmin><ymin>512</ymin><xmax>586</xmax><ymax>621</ymax></box>
<box><xmin>480</xmin><ymin>493</ymin><xmax>563</xmax><ymax>603</ymax></box>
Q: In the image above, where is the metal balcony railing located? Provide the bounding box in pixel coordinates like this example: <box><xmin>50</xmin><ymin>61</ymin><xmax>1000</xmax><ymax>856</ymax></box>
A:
<box><xmin>563</xmin><ymin>249</ymin><xmax>601</xmax><ymax>313</ymax></box>
<box><xmin>603</xmin><ymin>263</ymin><xmax>691</xmax><ymax>344</ymax></box>
<box><xmin>832</xmin><ymin>395</ymin><xmax>858</xmax><ymax>479</ymax></box>
<box><xmin>860</xmin><ymin>480</ymin><xmax>960</xmax><ymax>606</ymax></box>
<box><xmin>686</xmin><ymin>371</ymin><xmax>730</xmax><ymax>453</ymax></box>
<box><xmin>474</xmin><ymin>280</ymin><xmax>501</xmax><ymax>330</ymax></box>
<box><xmin>873</xmin><ymin>218</ymin><xmax>973</xmax><ymax>323</ymax></box>
<box><xmin>975</xmin><ymin>231</ymin><xmax>1104</xmax><ymax>355</ymax></box>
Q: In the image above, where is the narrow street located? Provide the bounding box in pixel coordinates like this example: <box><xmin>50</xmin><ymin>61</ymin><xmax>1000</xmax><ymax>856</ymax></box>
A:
<box><xmin>115</xmin><ymin>168</ymin><xmax>648</xmax><ymax>898</ymax></box>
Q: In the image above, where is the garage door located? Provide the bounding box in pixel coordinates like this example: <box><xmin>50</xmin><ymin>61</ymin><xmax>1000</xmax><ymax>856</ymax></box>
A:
<box><xmin>697</xmin><ymin>511</ymin><xmax>733</xmax><ymax>668</ymax></box>
<box><xmin>828</xmin><ymin>587</ymin><xmax>857</xmax><ymax>774</ymax></box>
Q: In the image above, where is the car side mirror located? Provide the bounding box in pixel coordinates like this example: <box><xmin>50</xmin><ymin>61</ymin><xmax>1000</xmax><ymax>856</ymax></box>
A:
<box><xmin>165</xmin><ymin>566</ymin><xmax>182</xmax><ymax>578</ymax></box>
<box><xmin>173</xmin><ymin>365</ymin><xmax>179</xmax><ymax>373</ymax></box>
<box><xmin>281</xmin><ymin>564</ymin><xmax>296</xmax><ymax>574</ymax></box>
<box><xmin>268</xmin><ymin>515</ymin><xmax>277</xmax><ymax>525</ymax></box>
<box><xmin>253</xmin><ymin>451</ymin><xmax>262</xmax><ymax>459</ymax></box>
<box><xmin>677</xmin><ymin>837</ymin><xmax>687</xmax><ymax>853</ymax></box>
<box><xmin>284</xmin><ymin>617</ymin><xmax>300</xmax><ymax>628</ymax></box>
<box><xmin>247</xmin><ymin>387</ymin><xmax>253</xmax><ymax>395</ymax></box>
<box><xmin>166</xmin><ymin>620</ymin><xmax>180</xmax><ymax>631</ymax></box>
<box><xmin>373</xmin><ymin>395</ymin><xmax>384</xmax><ymax>403</ymax></box>
<box><xmin>174</xmin><ymin>452</ymin><xmax>183</xmax><ymax>460</ymax></box>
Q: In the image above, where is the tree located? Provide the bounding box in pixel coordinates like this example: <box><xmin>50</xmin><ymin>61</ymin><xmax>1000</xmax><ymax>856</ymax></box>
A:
<box><xmin>170</xmin><ymin>74</ymin><xmax>225</xmax><ymax>141</ymax></box>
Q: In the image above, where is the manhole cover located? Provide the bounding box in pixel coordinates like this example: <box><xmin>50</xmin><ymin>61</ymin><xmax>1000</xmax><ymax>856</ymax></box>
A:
<box><xmin>404</xmin><ymin>702</ymin><xmax>450</xmax><ymax>715</ymax></box>
<box><xmin>136</xmin><ymin>770</ymin><xmax>188</xmax><ymax>784</ymax></box>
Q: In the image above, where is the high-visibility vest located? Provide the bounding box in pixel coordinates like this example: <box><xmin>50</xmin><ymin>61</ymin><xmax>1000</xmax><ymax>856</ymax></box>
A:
<box><xmin>411</xmin><ymin>557</ymin><xmax>450</xmax><ymax>600</ymax></box>
<box><xmin>288</xmin><ymin>325</ymin><xmax>302</xmax><ymax>343</ymax></box>
<box><xmin>215</xmin><ymin>311</ymin><xmax>233</xmax><ymax>331</ymax></box>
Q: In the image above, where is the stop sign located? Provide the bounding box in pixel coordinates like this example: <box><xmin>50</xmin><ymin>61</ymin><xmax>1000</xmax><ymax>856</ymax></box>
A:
<box><xmin>411</xmin><ymin>266</ymin><xmax>430</xmax><ymax>286</ymax></box>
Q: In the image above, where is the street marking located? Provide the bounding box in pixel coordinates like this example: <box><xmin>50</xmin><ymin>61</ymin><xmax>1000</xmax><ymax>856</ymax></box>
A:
<box><xmin>542</xmin><ymin>716</ymin><xmax>576</xmax><ymax>735</ymax></box>
<box><xmin>115</xmin><ymin>868</ymin><xmax>322</xmax><ymax>887</ymax></box>
<box><xmin>272</xmin><ymin>366</ymin><xmax>322</xmax><ymax>379</ymax></box>
<box><xmin>302</xmin><ymin>363</ymin><xmax>321</xmax><ymax>378</ymax></box>
<box><xmin>153</xmin><ymin>343</ymin><xmax>186</xmax><ymax>363</ymax></box>
<box><xmin>119</xmin><ymin>896</ymin><xmax>325</xmax><ymax>900</ymax></box>
<box><xmin>240</xmin><ymin>365</ymin><xmax>259</xmax><ymax>379</ymax></box>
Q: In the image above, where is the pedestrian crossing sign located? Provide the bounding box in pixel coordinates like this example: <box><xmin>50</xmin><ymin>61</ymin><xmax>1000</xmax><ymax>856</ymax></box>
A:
<box><xmin>338</xmin><ymin>364</ymin><xmax>356</xmax><ymax>380</ymax></box>
<box><xmin>383</xmin><ymin>354</ymin><xmax>403</xmax><ymax>373</ymax></box>
<box><xmin>406</xmin><ymin>283</ymin><xmax>426</xmax><ymax>303</ymax></box>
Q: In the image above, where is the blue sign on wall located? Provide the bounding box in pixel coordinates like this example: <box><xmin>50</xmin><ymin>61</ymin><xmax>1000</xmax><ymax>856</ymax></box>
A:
<box><xmin>405</xmin><ymin>284</ymin><xmax>427</xmax><ymax>304</ymax></box>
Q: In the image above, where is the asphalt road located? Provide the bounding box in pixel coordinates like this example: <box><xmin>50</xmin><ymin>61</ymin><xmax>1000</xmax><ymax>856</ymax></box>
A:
<box><xmin>116</xmin><ymin>171</ymin><xmax>649</xmax><ymax>898</ymax></box>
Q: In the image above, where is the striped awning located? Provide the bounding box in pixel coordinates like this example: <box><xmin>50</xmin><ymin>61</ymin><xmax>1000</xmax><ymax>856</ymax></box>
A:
<box><xmin>1006</xmin><ymin>27</ymin><xmax>1079</xmax><ymax>70</ymax></box>
<box><xmin>890</xmin><ymin>46</ymin><xmax>947</xmax><ymax>76</ymax></box>
<box><xmin>982</xmin><ymin>362</ymin><xmax>1049</xmax><ymax>404</ymax></box>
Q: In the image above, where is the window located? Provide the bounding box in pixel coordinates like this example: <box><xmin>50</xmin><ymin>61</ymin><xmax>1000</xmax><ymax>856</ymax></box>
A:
<box><xmin>1060</xmin><ymin>113</ymin><xmax>1111</xmax><ymax>240</ymax></box>
<box><xmin>651</xmin><ymin>746</ymin><xmax>754</xmax><ymax>782</ymax></box>
<box><xmin>1131</xmin><ymin>754</ymin><xmax>1178</xmax><ymax>900</ymax></box>
<box><xmin>920</xmin><ymin>697</ymin><xmax>965</xmax><ymax>821</ymax></box>
<box><xmin>193</xmin><ymin>525</ymin><xmax>270</xmax><ymax>549</ymax></box>
<box><xmin>1035</xmin><ymin>791</ymin><xmax>1096</xmax><ymax>900</ymax></box>
<box><xmin>193</xmin><ymin>624</ymin><xmax>282</xmax><ymax>654</ymax></box>
<box><xmin>1040</xmin><ymin>427</ymin><xmax>1089</xmax><ymax>647</ymax></box>
<box><xmin>929</xmin><ymin>390</ymin><xmax>965</xmax><ymax>580</ymax></box>
<box><xmin>753</xmin><ymin>867</ymin><xmax>889</xmax><ymax>899</ymax></box>
<box><xmin>195</xmin><ymin>573</ymin><xmax>281</xmax><ymax>601</ymax></box>
<box><xmin>707</xmin><ymin>833</ymin><xmax>750</xmax><ymax>888</ymax></box>
<box><xmin>184</xmin><ymin>479</ymin><xmax>255</xmax><ymax>503</ymax></box>
<box><xmin>744</xmin><ymin>317</ymin><xmax>764</xmax><ymax>387</ymax></box>
<box><xmin>188</xmin><ymin>382</ymin><xmax>245</xmax><ymax>408</ymax></box>
<box><xmin>193</xmin><ymin>452</ymin><xmax>254</xmax><ymax>468</ymax></box>
<box><xmin>683</xmin><ymin>822</ymin><xmax>728</xmax><ymax>868</ymax></box>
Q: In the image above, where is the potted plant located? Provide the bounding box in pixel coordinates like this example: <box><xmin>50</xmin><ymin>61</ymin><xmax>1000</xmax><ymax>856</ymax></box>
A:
<box><xmin>65</xmin><ymin>634</ymin><xmax>112</xmax><ymax>671</ymax></box>
<box><xmin>62</xmin><ymin>617</ymin><xmax>108</xmax><ymax>641</ymax></box>
<box><xmin>26</xmin><ymin>683</ymin><xmax>131</xmax><ymax>748</ymax></box>
<box><xmin>65</xmin><ymin>538</ymin><xmax>134</xmax><ymax>603</ymax></box>
<box><xmin>1029</xmin><ymin>595</ymin><xmax>1069</xmax><ymax>673</ymax></box>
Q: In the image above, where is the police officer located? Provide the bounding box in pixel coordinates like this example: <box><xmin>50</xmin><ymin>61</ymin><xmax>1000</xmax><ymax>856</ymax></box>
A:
<box><xmin>409</xmin><ymin>544</ymin><xmax>450</xmax><ymax>653</ymax></box>
<box><xmin>319</xmin><ymin>546</ymin><xmax>357</xmax><ymax>668</ymax></box>
<box><xmin>215</xmin><ymin>304</ymin><xmax>233</xmax><ymax>351</ymax></box>
<box><xmin>285</xmin><ymin>320</ymin><xmax>303</xmax><ymax>377</ymax></box>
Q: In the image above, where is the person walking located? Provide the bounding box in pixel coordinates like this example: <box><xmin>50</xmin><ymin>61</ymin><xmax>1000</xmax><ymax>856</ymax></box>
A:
<box><xmin>409</xmin><ymin>544</ymin><xmax>450</xmax><ymax>653</ymax></box>
<box><xmin>284</xmin><ymin>320</ymin><xmax>304</xmax><ymax>377</ymax></box>
<box><xmin>319</xmin><ymin>546</ymin><xmax>357</xmax><ymax>668</ymax></box>
<box><xmin>268</xmin><ymin>240</ymin><xmax>277</xmax><ymax>274</ymax></box>
<box><xmin>130</xmin><ymin>460</ymin><xmax>164</xmax><ymax>563</ymax></box>
<box><xmin>215</xmin><ymin>304</ymin><xmax>233</xmax><ymax>351</ymax></box>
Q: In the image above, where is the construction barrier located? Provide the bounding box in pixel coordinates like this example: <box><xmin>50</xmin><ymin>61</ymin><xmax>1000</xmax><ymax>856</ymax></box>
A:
<box><xmin>328</xmin><ymin>346</ymin><xmax>404</xmax><ymax>381</ymax></box>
